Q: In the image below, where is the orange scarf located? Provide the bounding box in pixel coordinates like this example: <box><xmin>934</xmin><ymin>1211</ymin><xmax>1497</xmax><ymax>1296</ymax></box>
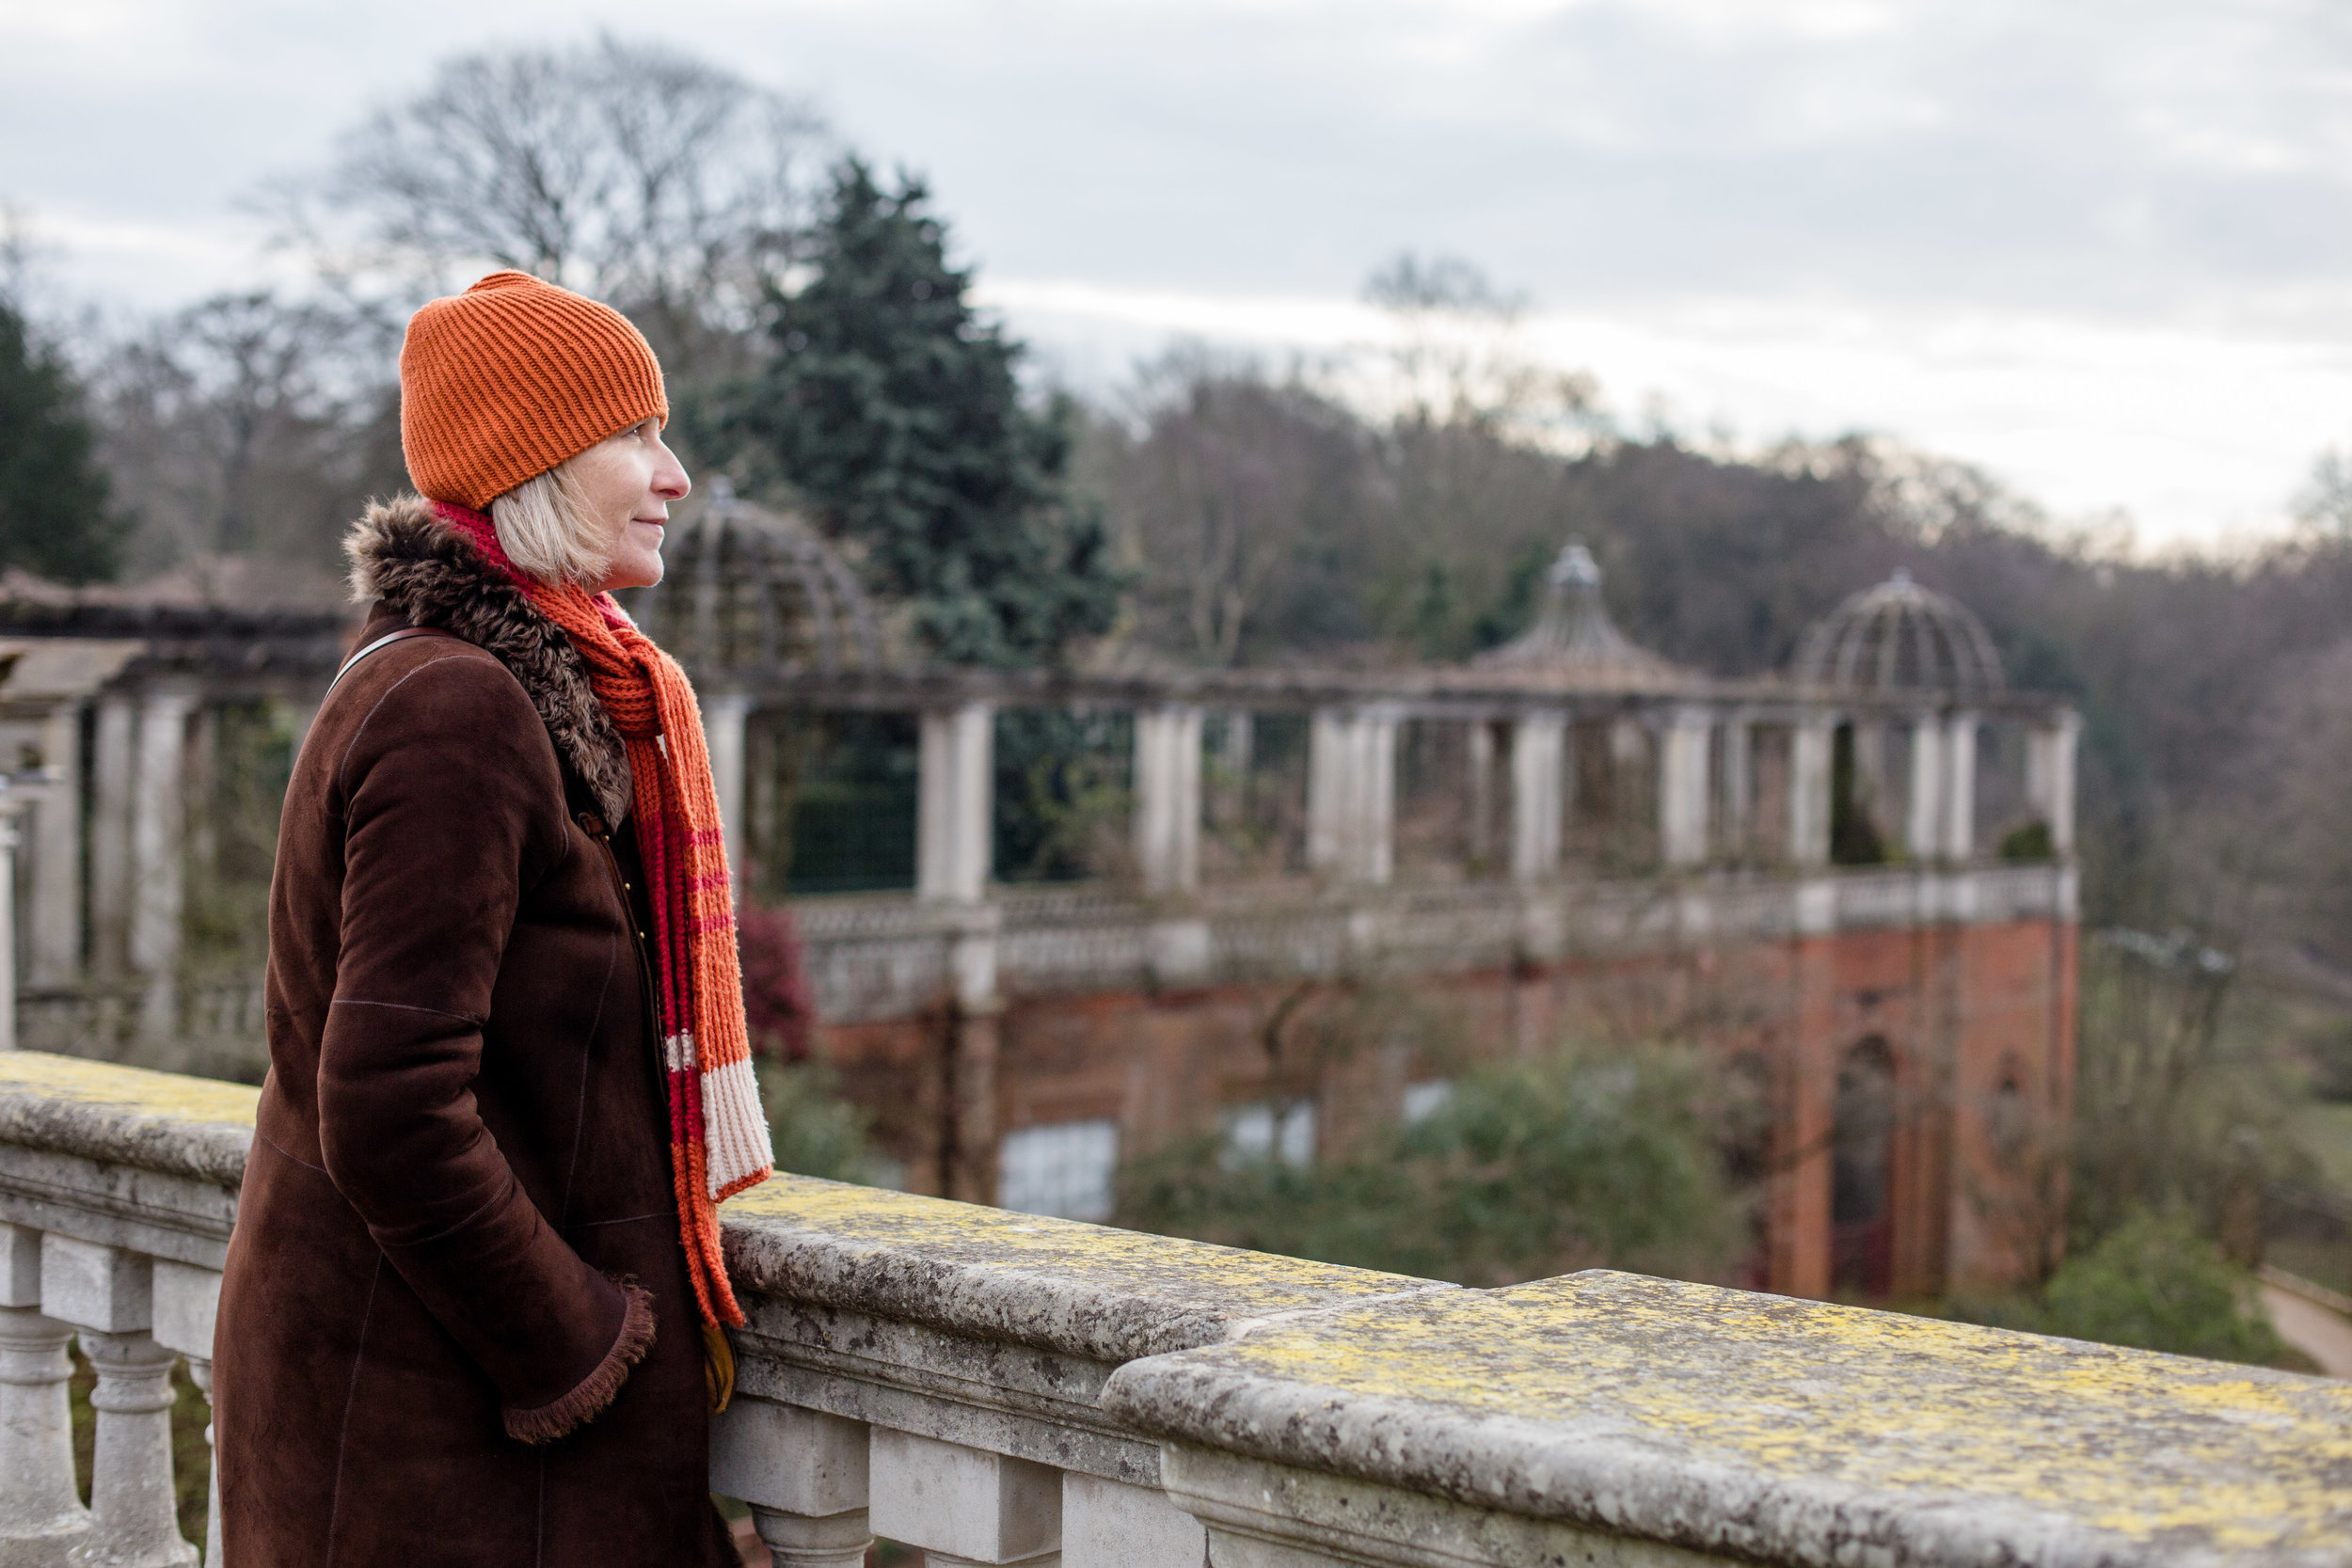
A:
<box><xmin>437</xmin><ymin>502</ymin><xmax>771</xmax><ymax>1329</ymax></box>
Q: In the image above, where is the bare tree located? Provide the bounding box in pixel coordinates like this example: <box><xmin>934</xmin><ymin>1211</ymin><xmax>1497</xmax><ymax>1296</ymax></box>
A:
<box><xmin>1108</xmin><ymin>351</ymin><xmax>1383</xmax><ymax>666</ymax></box>
<box><xmin>273</xmin><ymin>35</ymin><xmax>825</xmax><ymax>388</ymax></box>
<box><xmin>93</xmin><ymin>291</ymin><xmax>393</xmax><ymax>587</ymax></box>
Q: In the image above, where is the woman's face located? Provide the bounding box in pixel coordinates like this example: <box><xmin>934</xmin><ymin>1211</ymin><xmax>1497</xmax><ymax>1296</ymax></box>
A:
<box><xmin>570</xmin><ymin>419</ymin><xmax>690</xmax><ymax>593</ymax></box>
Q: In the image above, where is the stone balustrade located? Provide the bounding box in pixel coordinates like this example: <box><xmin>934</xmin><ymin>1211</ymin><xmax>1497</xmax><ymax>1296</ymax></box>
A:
<box><xmin>3</xmin><ymin>1049</ymin><xmax>2346</xmax><ymax>1568</ymax></box>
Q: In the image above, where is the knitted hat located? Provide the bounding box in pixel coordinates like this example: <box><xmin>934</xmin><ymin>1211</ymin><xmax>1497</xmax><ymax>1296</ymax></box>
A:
<box><xmin>399</xmin><ymin>270</ymin><xmax>668</xmax><ymax>512</ymax></box>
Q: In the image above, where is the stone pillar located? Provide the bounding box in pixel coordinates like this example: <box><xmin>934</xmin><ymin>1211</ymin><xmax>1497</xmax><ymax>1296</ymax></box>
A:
<box><xmin>920</xmin><ymin>704</ymin><xmax>1002</xmax><ymax>1201</ymax></box>
<box><xmin>30</xmin><ymin>705</ymin><xmax>82</xmax><ymax>987</ymax></box>
<box><xmin>91</xmin><ymin>694</ymin><xmax>135</xmax><ymax>980</ymax></box>
<box><xmin>1719</xmin><ymin>714</ymin><xmax>1752</xmax><ymax>858</ymax></box>
<box><xmin>1064</xmin><ymin>1472</ymin><xmax>1207</xmax><ymax>1566</ymax></box>
<box><xmin>1905</xmin><ymin>715</ymin><xmax>1945</xmax><ymax>863</ymax></box>
<box><xmin>1659</xmin><ymin>706</ymin><xmax>1713</xmax><ymax>869</ymax></box>
<box><xmin>709</xmin><ymin>1400</ymin><xmax>873</xmax><ymax>1567</ymax></box>
<box><xmin>1306</xmin><ymin>709</ymin><xmax>1349</xmax><ymax>876</ymax></box>
<box><xmin>1307</xmin><ymin>709</ymin><xmax>1396</xmax><ymax>885</ymax></box>
<box><xmin>868</xmin><ymin>1428</ymin><xmax>1060</xmax><ymax>1566</ymax></box>
<box><xmin>1131</xmin><ymin>705</ymin><xmax>1202</xmax><ymax>896</ymax></box>
<box><xmin>0</xmin><ymin>1226</ymin><xmax>87</xmax><ymax>1561</ymax></box>
<box><xmin>1508</xmin><ymin>714</ymin><xmax>1565</xmax><ymax>884</ymax></box>
<box><xmin>1942</xmin><ymin>713</ymin><xmax>1979</xmax><ymax>862</ymax></box>
<box><xmin>0</xmin><ymin>800</ymin><xmax>21</xmax><ymax>1053</ymax></box>
<box><xmin>151</xmin><ymin>1261</ymin><xmax>220</xmax><ymax>1568</ymax></box>
<box><xmin>1788</xmin><ymin>716</ymin><xmax>1835</xmax><ymax>867</ymax></box>
<box><xmin>2026</xmin><ymin>712</ymin><xmax>2080</xmax><ymax>854</ymax></box>
<box><xmin>702</xmin><ymin>691</ymin><xmax>754</xmax><ymax>890</ymax></box>
<box><xmin>131</xmin><ymin>688</ymin><xmax>195</xmax><ymax>1040</ymax></box>
<box><xmin>40</xmin><ymin>1237</ymin><xmax>196</xmax><ymax>1566</ymax></box>
<box><xmin>1467</xmin><ymin>721</ymin><xmax>1498</xmax><ymax>870</ymax></box>
<box><xmin>918</xmin><ymin>704</ymin><xmax>994</xmax><ymax>904</ymax></box>
<box><xmin>1358</xmin><ymin>711</ymin><xmax>1396</xmax><ymax>886</ymax></box>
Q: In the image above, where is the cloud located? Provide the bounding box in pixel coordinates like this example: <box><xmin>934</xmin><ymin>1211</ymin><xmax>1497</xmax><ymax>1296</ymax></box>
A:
<box><xmin>1</xmin><ymin>0</ymin><xmax>2346</xmax><ymax>544</ymax></box>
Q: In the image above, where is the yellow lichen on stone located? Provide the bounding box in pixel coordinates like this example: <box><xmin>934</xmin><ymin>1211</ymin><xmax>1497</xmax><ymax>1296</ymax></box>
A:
<box><xmin>0</xmin><ymin>1050</ymin><xmax>258</xmax><ymax>1127</ymax></box>
<box><xmin>724</xmin><ymin>1171</ymin><xmax>1425</xmax><ymax>1309</ymax></box>
<box><xmin>1174</xmin><ymin>1273</ymin><xmax>2352</xmax><ymax>1551</ymax></box>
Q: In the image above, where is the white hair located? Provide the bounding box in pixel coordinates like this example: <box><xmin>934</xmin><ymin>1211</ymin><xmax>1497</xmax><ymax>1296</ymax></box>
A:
<box><xmin>488</xmin><ymin>459</ymin><xmax>608</xmax><ymax>587</ymax></box>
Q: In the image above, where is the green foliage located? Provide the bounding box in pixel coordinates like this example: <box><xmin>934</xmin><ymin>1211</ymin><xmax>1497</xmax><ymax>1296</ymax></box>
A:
<box><xmin>1998</xmin><ymin>819</ymin><xmax>2056</xmax><ymax>862</ymax></box>
<box><xmin>724</xmin><ymin>159</ymin><xmax>1121</xmax><ymax>666</ymax></box>
<box><xmin>1829</xmin><ymin>723</ymin><xmax>1887</xmax><ymax>866</ymax></box>
<box><xmin>993</xmin><ymin>708</ymin><xmax>1134</xmax><ymax>884</ymax></box>
<box><xmin>1116</xmin><ymin>1045</ymin><xmax>1753</xmax><ymax>1286</ymax></box>
<box><xmin>1956</xmin><ymin>1211</ymin><xmax>2284</xmax><ymax>1366</ymax></box>
<box><xmin>0</xmin><ymin>295</ymin><xmax>123</xmax><ymax>581</ymax></box>
<box><xmin>756</xmin><ymin>1059</ymin><xmax>879</xmax><ymax>1184</ymax></box>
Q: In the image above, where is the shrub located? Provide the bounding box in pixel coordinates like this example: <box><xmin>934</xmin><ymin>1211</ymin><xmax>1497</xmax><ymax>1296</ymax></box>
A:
<box><xmin>755</xmin><ymin>1059</ymin><xmax>876</xmax><ymax>1184</ymax></box>
<box><xmin>2030</xmin><ymin>1211</ymin><xmax>2282</xmax><ymax>1365</ymax></box>
<box><xmin>1116</xmin><ymin>1044</ymin><xmax>1752</xmax><ymax>1286</ymax></box>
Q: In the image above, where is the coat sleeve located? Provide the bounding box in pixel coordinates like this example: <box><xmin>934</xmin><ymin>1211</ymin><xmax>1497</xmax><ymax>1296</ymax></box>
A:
<box><xmin>315</xmin><ymin>650</ymin><xmax>653</xmax><ymax>1444</ymax></box>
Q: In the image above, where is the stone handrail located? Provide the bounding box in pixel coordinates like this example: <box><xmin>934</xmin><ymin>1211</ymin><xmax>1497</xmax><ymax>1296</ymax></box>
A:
<box><xmin>2</xmin><ymin>1051</ymin><xmax>2347</xmax><ymax>1567</ymax></box>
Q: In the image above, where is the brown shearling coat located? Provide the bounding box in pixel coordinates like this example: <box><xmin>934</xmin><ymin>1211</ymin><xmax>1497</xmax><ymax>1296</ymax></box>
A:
<box><xmin>213</xmin><ymin>496</ymin><xmax>739</xmax><ymax>1566</ymax></box>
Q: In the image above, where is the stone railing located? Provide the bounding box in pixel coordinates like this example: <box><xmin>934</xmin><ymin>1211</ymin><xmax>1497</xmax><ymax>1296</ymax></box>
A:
<box><xmin>797</xmin><ymin>862</ymin><xmax>2079</xmax><ymax>1024</ymax></box>
<box><xmin>4</xmin><ymin>1050</ymin><xmax>2346</xmax><ymax>1568</ymax></box>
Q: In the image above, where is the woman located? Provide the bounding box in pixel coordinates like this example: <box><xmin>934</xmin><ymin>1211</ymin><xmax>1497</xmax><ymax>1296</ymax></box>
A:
<box><xmin>214</xmin><ymin>270</ymin><xmax>772</xmax><ymax>1565</ymax></box>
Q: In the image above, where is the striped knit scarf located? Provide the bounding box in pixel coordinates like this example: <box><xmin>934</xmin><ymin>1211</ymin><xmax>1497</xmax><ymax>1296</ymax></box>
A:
<box><xmin>436</xmin><ymin>501</ymin><xmax>771</xmax><ymax>1329</ymax></box>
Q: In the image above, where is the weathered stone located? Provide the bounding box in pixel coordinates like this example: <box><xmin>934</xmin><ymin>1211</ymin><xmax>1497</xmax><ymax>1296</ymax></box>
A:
<box><xmin>720</xmin><ymin>1173</ymin><xmax>1448</xmax><ymax>1365</ymax></box>
<box><xmin>1104</xmin><ymin>1270</ymin><xmax>2352</xmax><ymax>1567</ymax></box>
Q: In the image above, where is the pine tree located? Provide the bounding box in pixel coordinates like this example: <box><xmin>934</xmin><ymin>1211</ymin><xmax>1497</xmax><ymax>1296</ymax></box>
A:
<box><xmin>0</xmin><ymin>295</ymin><xmax>121</xmax><ymax>582</ymax></box>
<box><xmin>723</xmin><ymin>159</ymin><xmax>1119</xmax><ymax>667</ymax></box>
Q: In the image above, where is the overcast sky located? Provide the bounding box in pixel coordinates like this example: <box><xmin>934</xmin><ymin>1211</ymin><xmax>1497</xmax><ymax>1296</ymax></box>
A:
<box><xmin>5</xmin><ymin>0</ymin><xmax>2348</xmax><ymax>549</ymax></box>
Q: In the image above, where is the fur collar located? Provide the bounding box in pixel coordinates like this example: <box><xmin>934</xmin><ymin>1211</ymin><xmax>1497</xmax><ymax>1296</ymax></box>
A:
<box><xmin>345</xmin><ymin>493</ymin><xmax>634</xmax><ymax>824</ymax></box>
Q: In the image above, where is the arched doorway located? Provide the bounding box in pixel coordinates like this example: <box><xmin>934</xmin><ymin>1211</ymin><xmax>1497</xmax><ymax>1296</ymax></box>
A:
<box><xmin>1832</xmin><ymin>1037</ymin><xmax>1897</xmax><ymax>1296</ymax></box>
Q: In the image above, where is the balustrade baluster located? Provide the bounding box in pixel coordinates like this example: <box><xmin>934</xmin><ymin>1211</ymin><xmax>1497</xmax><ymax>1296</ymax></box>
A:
<box><xmin>868</xmin><ymin>1429</ymin><xmax>1060</xmax><ymax>1567</ymax></box>
<box><xmin>709</xmin><ymin>1398</ymin><xmax>873</xmax><ymax>1568</ymax></box>
<box><xmin>1</xmin><ymin>1225</ymin><xmax>89</xmax><ymax>1563</ymax></box>
<box><xmin>151</xmin><ymin>1262</ymin><xmax>222</xmax><ymax>1567</ymax></box>
<box><xmin>40</xmin><ymin>1238</ymin><xmax>196</xmax><ymax>1567</ymax></box>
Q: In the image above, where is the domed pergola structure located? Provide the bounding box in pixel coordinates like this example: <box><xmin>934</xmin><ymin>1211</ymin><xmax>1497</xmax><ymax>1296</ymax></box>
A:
<box><xmin>1790</xmin><ymin>569</ymin><xmax>2003</xmax><ymax>699</ymax></box>
<box><xmin>1471</xmin><ymin>542</ymin><xmax>1687</xmax><ymax>692</ymax></box>
<box><xmin>626</xmin><ymin>478</ymin><xmax>885</xmax><ymax>674</ymax></box>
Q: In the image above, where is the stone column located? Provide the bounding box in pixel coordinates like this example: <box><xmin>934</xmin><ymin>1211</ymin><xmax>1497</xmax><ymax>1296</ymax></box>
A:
<box><xmin>702</xmin><ymin>691</ymin><xmax>754</xmax><ymax>891</ymax></box>
<box><xmin>918</xmin><ymin>704</ymin><xmax>994</xmax><ymax>904</ymax></box>
<box><xmin>1467</xmin><ymin>721</ymin><xmax>1497</xmax><ymax>869</ymax></box>
<box><xmin>1064</xmin><ymin>1472</ymin><xmax>1207</xmax><ymax>1566</ymax></box>
<box><xmin>1905</xmin><ymin>715</ymin><xmax>1945</xmax><ymax>863</ymax></box>
<box><xmin>868</xmin><ymin>1428</ymin><xmax>1061</xmax><ymax>1566</ymax></box>
<box><xmin>30</xmin><ymin>705</ymin><xmax>82</xmax><ymax>987</ymax></box>
<box><xmin>131</xmin><ymin>688</ymin><xmax>195</xmax><ymax>1041</ymax></box>
<box><xmin>709</xmin><ymin>1400</ymin><xmax>873</xmax><ymax>1566</ymax></box>
<box><xmin>0</xmin><ymin>800</ymin><xmax>22</xmax><ymax>1053</ymax></box>
<box><xmin>91</xmin><ymin>694</ymin><xmax>135</xmax><ymax>979</ymax></box>
<box><xmin>1719</xmin><ymin>714</ymin><xmax>1753</xmax><ymax>858</ymax></box>
<box><xmin>1356</xmin><ymin>711</ymin><xmax>1397</xmax><ymax>886</ymax></box>
<box><xmin>1131</xmin><ymin>705</ymin><xmax>1202</xmax><ymax>896</ymax></box>
<box><xmin>0</xmin><ymin>1226</ymin><xmax>87</xmax><ymax>1562</ymax></box>
<box><xmin>1788</xmin><ymin>716</ymin><xmax>1835</xmax><ymax>867</ymax></box>
<box><xmin>151</xmin><ymin>1261</ymin><xmax>220</xmax><ymax>1568</ymax></box>
<box><xmin>1307</xmin><ymin>709</ymin><xmax>1396</xmax><ymax>885</ymax></box>
<box><xmin>1508</xmin><ymin>714</ymin><xmax>1565</xmax><ymax>883</ymax></box>
<box><xmin>1306</xmin><ymin>709</ymin><xmax>1349</xmax><ymax>876</ymax></box>
<box><xmin>2026</xmin><ymin>712</ymin><xmax>2080</xmax><ymax>854</ymax></box>
<box><xmin>1659</xmin><ymin>706</ymin><xmax>1713</xmax><ymax>869</ymax></box>
<box><xmin>40</xmin><ymin>1237</ymin><xmax>197</xmax><ymax>1566</ymax></box>
<box><xmin>1942</xmin><ymin>713</ymin><xmax>1979</xmax><ymax>862</ymax></box>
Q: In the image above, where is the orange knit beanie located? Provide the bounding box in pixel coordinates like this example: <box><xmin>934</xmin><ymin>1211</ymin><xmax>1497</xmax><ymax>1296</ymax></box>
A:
<box><xmin>399</xmin><ymin>270</ymin><xmax>669</xmax><ymax>512</ymax></box>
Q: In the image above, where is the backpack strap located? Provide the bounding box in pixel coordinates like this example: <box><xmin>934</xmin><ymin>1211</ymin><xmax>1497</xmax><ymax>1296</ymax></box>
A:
<box><xmin>322</xmin><ymin>626</ymin><xmax>454</xmax><ymax>703</ymax></box>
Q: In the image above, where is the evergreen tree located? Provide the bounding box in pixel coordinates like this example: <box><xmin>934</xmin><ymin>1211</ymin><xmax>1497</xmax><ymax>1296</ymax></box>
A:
<box><xmin>724</xmin><ymin>159</ymin><xmax>1119</xmax><ymax>666</ymax></box>
<box><xmin>0</xmin><ymin>294</ymin><xmax>121</xmax><ymax>582</ymax></box>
